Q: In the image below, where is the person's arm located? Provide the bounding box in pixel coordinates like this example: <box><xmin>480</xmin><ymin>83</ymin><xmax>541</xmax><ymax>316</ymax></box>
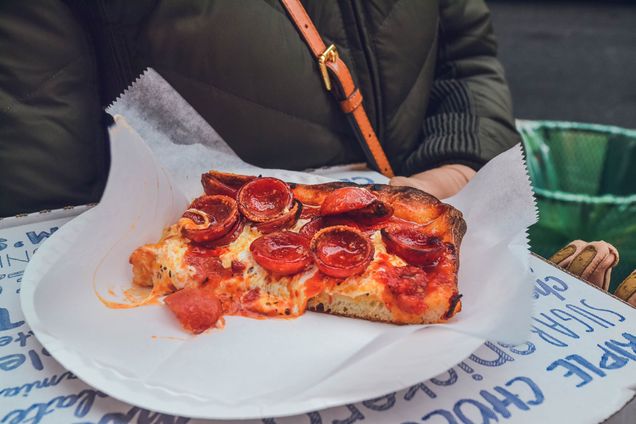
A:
<box><xmin>391</xmin><ymin>0</ymin><xmax>520</xmax><ymax>198</ymax></box>
<box><xmin>390</xmin><ymin>164</ymin><xmax>475</xmax><ymax>200</ymax></box>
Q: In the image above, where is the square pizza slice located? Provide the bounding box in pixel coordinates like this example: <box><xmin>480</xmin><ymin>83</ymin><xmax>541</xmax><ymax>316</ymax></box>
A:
<box><xmin>128</xmin><ymin>171</ymin><xmax>466</xmax><ymax>333</ymax></box>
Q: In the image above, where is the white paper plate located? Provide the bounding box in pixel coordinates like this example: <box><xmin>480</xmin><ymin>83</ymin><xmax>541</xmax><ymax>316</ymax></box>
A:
<box><xmin>21</xmin><ymin>117</ymin><xmax>533</xmax><ymax>420</ymax></box>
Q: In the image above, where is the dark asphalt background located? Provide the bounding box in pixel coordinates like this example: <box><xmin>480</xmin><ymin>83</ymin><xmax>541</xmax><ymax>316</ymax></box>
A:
<box><xmin>488</xmin><ymin>0</ymin><xmax>636</xmax><ymax>129</ymax></box>
<box><xmin>489</xmin><ymin>1</ymin><xmax>636</xmax><ymax>290</ymax></box>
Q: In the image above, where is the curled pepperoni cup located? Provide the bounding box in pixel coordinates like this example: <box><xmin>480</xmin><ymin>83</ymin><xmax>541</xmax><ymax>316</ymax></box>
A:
<box><xmin>203</xmin><ymin>217</ymin><xmax>245</xmax><ymax>248</ymax></box>
<box><xmin>310</xmin><ymin>226</ymin><xmax>374</xmax><ymax>278</ymax></box>
<box><xmin>256</xmin><ymin>200</ymin><xmax>302</xmax><ymax>234</ymax></box>
<box><xmin>320</xmin><ymin>186</ymin><xmax>393</xmax><ymax>223</ymax></box>
<box><xmin>181</xmin><ymin>195</ymin><xmax>239</xmax><ymax>243</ymax></box>
<box><xmin>201</xmin><ymin>172</ymin><xmax>255</xmax><ymax>197</ymax></box>
<box><xmin>299</xmin><ymin>217</ymin><xmax>325</xmax><ymax>239</ymax></box>
<box><xmin>250</xmin><ymin>231</ymin><xmax>312</xmax><ymax>276</ymax></box>
<box><xmin>320</xmin><ymin>187</ymin><xmax>377</xmax><ymax>216</ymax></box>
<box><xmin>299</xmin><ymin>216</ymin><xmax>364</xmax><ymax>240</ymax></box>
<box><xmin>381</xmin><ymin>226</ymin><xmax>444</xmax><ymax>267</ymax></box>
<box><xmin>237</xmin><ymin>177</ymin><xmax>294</xmax><ymax>223</ymax></box>
<box><xmin>201</xmin><ymin>174</ymin><xmax>240</xmax><ymax>197</ymax></box>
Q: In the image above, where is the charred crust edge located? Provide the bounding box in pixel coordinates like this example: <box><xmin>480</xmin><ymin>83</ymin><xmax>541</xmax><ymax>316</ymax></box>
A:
<box><xmin>444</xmin><ymin>293</ymin><xmax>463</xmax><ymax>319</ymax></box>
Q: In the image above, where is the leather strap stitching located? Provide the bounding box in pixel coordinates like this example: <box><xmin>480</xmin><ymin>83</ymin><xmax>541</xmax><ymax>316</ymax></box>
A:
<box><xmin>340</xmin><ymin>89</ymin><xmax>363</xmax><ymax>113</ymax></box>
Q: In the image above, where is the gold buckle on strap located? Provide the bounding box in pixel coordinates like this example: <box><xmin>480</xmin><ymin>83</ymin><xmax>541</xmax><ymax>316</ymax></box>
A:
<box><xmin>318</xmin><ymin>44</ymin><xmax>338</xmax><ymax>91</ymax></box>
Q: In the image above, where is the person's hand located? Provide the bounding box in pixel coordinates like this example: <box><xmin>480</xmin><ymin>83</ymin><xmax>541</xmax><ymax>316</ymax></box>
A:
<box><xmin>389</xmin><ymin>164</ymin><xmax>476</xmax><ymax>199</ymax></box>
<box><xmin>615</xmin><ymin>269</ymin><xmax>636</xmax><ymax>307</ymax></box>
<box><xmin>549</xmin><ymin>240</ymin><xmax>619</xmax><ymax>291</ymax></box>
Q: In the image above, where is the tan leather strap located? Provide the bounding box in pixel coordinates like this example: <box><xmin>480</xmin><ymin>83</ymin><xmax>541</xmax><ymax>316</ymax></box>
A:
<box><xmin>340</xmin><ymin>89</ymin><xmax>363</xmax><ymax>113</ymax></box>
<box><xmin>280</xmin><ymin>0</ymin><xmax>395</xmax><ymax>177</ymax></box>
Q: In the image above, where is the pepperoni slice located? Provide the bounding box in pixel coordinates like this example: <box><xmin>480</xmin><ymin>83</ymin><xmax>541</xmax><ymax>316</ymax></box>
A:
<box><xmin>256</xmin><ymin>200</ymin><xmax>302</xmax><ymax>234</ymax></box>
<box><xmin>237</xmin><ymin>177</ymin><xmax>294</xmax><ymax>223</ymax></box>
<box><xmin>250</xmin><ymin>231</ymin><xmax>312</xmax><ymax>276</ymax></box>
<box><xmin>165</xmin><ymin>287</ymin><xmax>223</xmax><ymax>334</ymax></box>
<box><xmin>299</xmin><ymin>217</ymin><xmax>325</xmax><ymax>239</ymax></box>
<box><xmin>299</xmin><ymin>216</ymin><xmax>363</xmax><ymax>239</ymax></box>
<box><xmin>201</xmin><ymin>172</ymin><xmax>255</xmax><ymax>197</ymax></box>
<box><xmin>381</xmin><ymin>225</ymin><xmax>444</xmax><ymax>267</ymax></box>
<box><xmin>320</xmin><ymin>187</ymin><xmax>377</xmax><ymax>216</ymax></box>
<box><xmin>310</xmin><ymin>226</ymin><xmax>374</xmax><ymax>278</ymax></box>
<box><xmin>320</xmin><ymin>187</ymin><xmax>393</xmax><ymax>223</ymax></box>
<box><xmin>181</xmin><ymin>195</ymin><xmax>239</xmax><ymax>243</ymax></box>
<box><xmin>384</xmin><ymin>266</ymin><xmax>429</xmax><ymax>315</ymax></box>
<box><xmin>300</xmin><ymin>203</ymin><xmax>321</xmax><ymax>219</ymax></box>
<box><xmin>202</xmin><ymin>217</ymin><xmax>245</xmax><ymax>248</ymax></box>
<box><xmin>201</xmin><ymin>174</ymin><xmax>240</xmax><ymax>197</ymax></box>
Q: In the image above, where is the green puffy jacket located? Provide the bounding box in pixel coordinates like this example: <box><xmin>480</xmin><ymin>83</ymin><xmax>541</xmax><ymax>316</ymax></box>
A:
<box><xmin>0</xmin><ymin>0</ymin><xmax>520</xmax><ymax>217</ymax></box>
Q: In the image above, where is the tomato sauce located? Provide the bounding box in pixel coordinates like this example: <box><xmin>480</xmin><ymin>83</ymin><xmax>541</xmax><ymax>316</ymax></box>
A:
<box><xmin>303</xmin><ymin>272</ymin><xmax>335</xmax><ymax>297</ymax></box>
<box><xmin>378</xmin><ymin>244</ymin><xmax>458</xmax><ymax>321</ymax></box>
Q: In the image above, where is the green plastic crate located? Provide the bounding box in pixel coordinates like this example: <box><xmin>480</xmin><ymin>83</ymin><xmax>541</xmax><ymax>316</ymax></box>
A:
<box><xmin>518</xmin><ymin>120</ymin><xmax>636</xmax><ymax>291</ymax></box>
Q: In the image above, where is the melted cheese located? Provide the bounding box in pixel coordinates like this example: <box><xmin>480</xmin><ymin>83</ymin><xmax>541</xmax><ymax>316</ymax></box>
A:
<box><xmin>149</xmin><ymin>234</ymin><xmax>195</xmax><ymax>291</ymax></box>
<box><xmin>162</xmin><ymin>237</ymin><xmax>196</xmax><ymax>288</ymax></box>
<box><xmin>134</xmin><ymin>224</ymin><xmax>412</xmax><ymax>319</ymax></box>
<box><xmin>217</xmin><ymin>225</ymin><xmax>319</xmax><ymax>316</ymax></box>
